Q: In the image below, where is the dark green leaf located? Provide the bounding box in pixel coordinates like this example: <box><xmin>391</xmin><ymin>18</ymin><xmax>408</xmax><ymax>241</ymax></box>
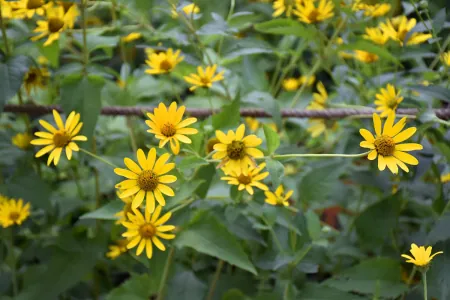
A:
<box><xmin>212</xmin><ymin>99</ymin><xmax>240</xmax><ymax>129</ymax></box>
<box><xmin>222</xmin><ymin>39</ymin><xmax>273</xmax><ymax>60</ymax></box>
<box><xmin>106</xmin><ymin>274</ymin><xmax>155</xmax><ymax>300</ymax></box>
<box><xmin>0</xmin><ymin>55</ymin><xmax>32</xmax><ymax>111</ymax></box>
<box><xmin>7</xmin><ymin>171</ymin><xmax>51</xmax><ymax>210</ymax></box>
<box><xmin>254</xmin><ymin>19</ymin><xmax>315</xmax><ymax>39</ymax></box>
<box><xmin>263</xmin><ymin>124</ymin><xmax>280</xmax><ymax>155</ymax></box>
<box><xmin>409</xmin><ymin>85</ymin><xmax>450</xmax><ymax>102</ymax></box>
<box><xmin>166</xmin><ymin>268</ymin><xmax>207</xmax><ymax>300</ymax></box>
<box><xmin>305</xmin><ymin>210</ymin><xmax>321</xmax><ymax>241</ymax></box>
<box><xmin>166</xmin><ymin>180</ymin><xmax>204</xmax><ymax>210</ymax></box>
<box><xmin>299</xmin><ymin>283</ymin><xmax>366</xmax><ymax>300</ymax></box>
<box><xmin>177</xmin><ymin>156</ymin><xmax>209</xmax><ymax>170</ymax></box>
<box><xmin>433</xmin><ymin>8</ymin><xmax>446</xmax><ymax>34</ymax></box>
<box><xmin>194</xmin><ymin>164</ymin><xmax>217</xmax><ymax>199</ymax></box>
<box><xmin>79</xmin><ymin>200</ymin><xmax>122</xmax><ymax>220</ymax></box>
<box><xmin>428</xmin><ymin>214</ymin><xmax>450</xmax><ymax>244</ymax></box>
<box><xmin>266</xmin><ymin>159</ymin><xmax>284</xmax><ymax>189</ymax></box>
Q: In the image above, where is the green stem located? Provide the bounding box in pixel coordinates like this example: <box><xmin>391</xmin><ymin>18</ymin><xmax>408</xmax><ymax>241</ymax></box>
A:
<box><xmin>168</xmin><ymin>197</ymin><xmax>196</xmax><ymax>214</ymax></box>
<box><xmin>409</xmin><ymin>0</ymin><xmax>442</xmax><ymax>53</ymax></box>
<box><xmin>206</xmin><ymin>260</ymin><xmax>224</xmax><ymax>300</ymax></box>
<box><xmin>261</xmin><ymin>215</ymin><xmax>285</xmax><ymax>254</ymax></box>
<box><xmin>435</xmin><ymin>118</ymin><xmax>450</xmax><ymax>126</ymax></box>
<box><xmin>422</xmin><ymin>271</ymin><xmax>427</xmax><ymax>300</ymax></box>
<box><xmin>80</xmin><ymin>148</ymin><xmax>119</xmax><ymax>168</ymax></box>
<box><xmin>81</xmin><ymin>0</ymin><xmax>89</xmax><ymax>74</ymax></box>
<box><xmin>272</xmin><ymin>151</ymin><xmax>370</xmax><ymax>159</ymax></box>
<box><xmin>156</xmin><ymin>247</ymin><xmax>175</xmax><ymax>300</ymax></box>
<box><xmin>0</xmin><ymin>4</ymin><xmax>11</xmax><ymax>56</ymax></box>
<box><xmin>126</xmin><ymin>117</ymin><xmax>138</xmax><ymax>153</ymax></box>
<box><xmin>9</xmin><ymin>229</ymin><xmax>18</xmax><ymax>297</ymax></box>
<box><xmin>407</xmin><ymin>267</ymin><xmax>417</xmax><ymax>286</ymax></box>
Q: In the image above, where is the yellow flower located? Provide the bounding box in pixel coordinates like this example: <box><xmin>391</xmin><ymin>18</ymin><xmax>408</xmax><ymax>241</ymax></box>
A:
<box><xmin>353</xmin><ymin>50</ymin><xmax>379</xmax><ymax>63</ymax></box>
<box><xmin>106</xmin><ymin>239</ymin><xmax>128</xmax><ymax>260</ymax></box>
<box><xmin>401</xmin><ymin>243</ymin><xmax>443</xmax><ymax>267</ymax></box>
<box><xmin>145</xmin><ymin>102</ymin><xmax>198</xmax><ymax>155</ymax></box>
<box><xmin>309</xmin><ymin>81</ymin><xmax>327</xmax><ymax>107</ymax></box>
<box><xmin>265</xmin><ymin>185</ymin><xmax>293</xmax><ymax>206</ymax></box>
<box><xmin>353</xmin><ymin>1</ymin><xmax>390</xmax><ymax>17</ymax></box>
<box><xmin>379</xmin><ymin>16</ymin><xmax>432</xmax><ymax>46</ymax></box>
<box><xmin>206</xmin><ymin>137</ymin><xmax>220</xmax><ymax>154</ymax></box>
<box><xmin>171</xmin><ymin>3</ymin><xmax>200</xmax><ymax>18</ymax></box>
<box><xmin>1</xmin><ymin>0</ymin><xmax>13</xmax><ymax>19</ymax></box>
<box><xmin>294</xmin><ymin>0</ymin><xmax>334</xmax><ymax>24</ymax></box>
<box><xmin>363</xmin><ymin>27</ymin><xmax>389</xmax><ymax>45</ymax></box>
<box><xmin>298</xmin><ymin>75</ymin><xmax>315</xmax><ymax>87</ymax></box>
<box><xmin>272</xmin><ymin>0</ymin><xmax>297</xmax><ymax>17</ymax></box>
<box><xmin>114</xmin><ymin>191</ymin><xmax>133</xmax><ymax>225</ymax></box>
<box><xmin>306</xmin><ymin>82</ymin><xmax>335</xmax><ymax>137</ymax></box>
<box><xmin>441</xmin><ymin>173</ymin><xmax>450</xmax><ymax>183</ymax></box>
<box><xmin>360</xmin><ymin>112</ymin><xmax>423</xmax><ymax>174</ymax></box>
<box><xmin>0</xmin><ymin>194</ymin><xmax>9</xmax><ymax>204</ymax></box>
<box><xmin>121</xmin><ymin>32</ymin><xmax>142</xmax><ymax>43</ymax></box>
<box><xmin>0</xmin><ymin>198</ymin><xmax>31</xmax><ymax>228</ymax></box>
<box><xmin>31</xmin><ymin>110</ymin><xmax>87</xmax><ymax>166</ymax></box>
<box><xmin>12</xmin><ymin>132</ymin><xmax>33</xmax><ymax>150</ymax></box>
<box><xmin>283</xmin><ymin>77</ymin><xmax>300</xmax><ymax>91</ymax></box>
<box><xmin>10</xmin><ymin>0</ymin><xmax>49</xmax><ymax>19</ymax></box>
<box><xmin>441</xmin><ymin>51</ymin><xmax>450</xmax><ymax>67</ymax></box>
<box><xmin>245</xmin><ymin>117</ymin><xmax>260</xmax><ymax>132</ymax></box>
<box><xmin>37</xmin><ymin>55</ymin><xmax>49</xmax><ymax>65</ymax></box>
<box><xmin>145</xmin><ymin>48</ymin><xmax>184</xmax><ymax>75</ymax></box>
<box><xmin>184</xmin><ymin>65</ymin><xmax>225</xmax><ymax>91</ymax></box>
<box><xmin>58</xmin><ymin>1</ymin><xmax>79</xmax><ymax>28</ymax></box>
<box><xmin>213</xmin><ymin>124</ymin><xmax>264</xmax><ymax>176</ymax></box>
<box><xmin>31</xmin><ymin>3</ymin><xmax>77</xmax><ymax>46</ymax></box>
<box><xmin>122</xmin><ymin>205</ymin><xmax>175</xmax><ymax>259</ymax></box>
<box><xmin>220</xmin><ymin>163</ymin><xmax>269</xmax><ymax>195</ymax></box>
<box><xmin>114</xmin><ymin>148</ymin><xmax>177</xmax><ymax>213</ymax></box>
<box><xmin>374</xmin><ymin>84</ymin><xmax>403</xmax><ymax>117</ymax></box>
<box><xmin>23</xmin><ymin>67</ymin><xmax>50</xmax><ymax>95</ymax></box>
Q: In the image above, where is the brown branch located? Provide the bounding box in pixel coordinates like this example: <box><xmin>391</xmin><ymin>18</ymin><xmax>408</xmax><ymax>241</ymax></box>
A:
<box><xmin>3</xmin><ymin>104</ymin><xmax>450</xmax><ymax>120</ymax></box>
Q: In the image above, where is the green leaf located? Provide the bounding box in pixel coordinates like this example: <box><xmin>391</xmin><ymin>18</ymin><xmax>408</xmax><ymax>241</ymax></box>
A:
<box><xmin>166</xmin><ymin>268</ymin><xmax>207</xmax><ymax>300</ymax></box>
<box><xmin>355</xmin><ymin>195</ymin><xmax>401</xmax><ymax>248</ymax></box>
<box><xmin>0</xmin><ymin>55</ymin><xmax>32</xmax><ymax>111</ymax></box>
<box><xmin>254</xmin><ymin>19</ymin><xmax>315</xmax><ymax>39</ymax></box>
<box><xmin>222</xmin><ymin>38</ymin><xmax>273</xmax><ymax>60</ymax></box>
<box><xmin>194</xmin><ymin>164</ymin><xmax>216</xmax><ymax>199</ymax></box>
<box><xmin>427</xmin><ymin>240</ymin><xmax>450</xmax><ymax>300</ymax></box>
<box><xmin>212</xmin><ymin>99</ymin><xmax>240</xmax><ymax>129</ymax></box>
<box><xmin>79</xmin><ymin>200</ymin><xmax>122</xmax><ymax>220</ymax></box>
<box><xmin>177</xmin><ymin>156</ymin><xmax>209</xmax><ymax>170</ymax></box>
<box><xmin>60</xmin><ymin>74</ymin><xmax>105</xmax><ymax>139</ymax></box>
<box><xmin>305</xmin><ymin>210</ymin><xmax>321</xmax><ymax>241</ymax></box>
<box><xmin>432</xmin><ymin>8</ymin><xmax>446</xmax><ymax>34</ymax></box>
<box><xmin>166</xmin><ymin>180</ymin><xmax>204</xmax><ymax>210</ymax></box>
<box><xmin>428</xmin><ymin>214</ymin><xmax>450</xmax><ymax>244</ymax></box>
<box><xmin>337</xmin><ymin>40</ymin><xmax>400</xmax><ymax>64</ymax></box>
<box><xmin>263</xmin><ymin>125</ymin><xmax>280</xmax><ymax>155</ymax></box>
<box><xmin>7</xmin><ymin>171</ymin><xmax>51</xmax><ymax>210</ymax></box>
<box><xmin>106</xmin><ymin>274</ymin><xmax>155</xmax><ymax>300</ymax></box>
<box><xmin>299</xmin><ymin>283</ymin><xmax>366</xmax><ymax>300</ymax></box>
<box><xmin>266</xmin><ymin>159</ymin><xmax>284</xmax><ymax>189</ymax></box>
<box><xmin>409</xmin><ymin>85</ymin><xmax>450</xmax><ymax>102</ymax></box>
<box><xmin>74</xmin><ymin>33</ymin><xmax>119</xmax><ymax>53</ymax></box>
<box><xmin>38</xmin><ymin>41</ymin><xmax>60</xmax><ymax>67</ymax></box>
<box><xmin>175</xmin><ymin>213</ymin><xmax>257</xmax><ymax>275</ymax></box>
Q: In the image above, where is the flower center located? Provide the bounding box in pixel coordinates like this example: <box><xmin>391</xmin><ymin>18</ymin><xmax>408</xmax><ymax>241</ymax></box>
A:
<box><xmin>139</xmin><ymin>223</ymin><xmax>156</xmax><ymax>239</ymax></box>
<box><xmin>398</xmin><ymin>29</ymin><xmax>408</xmax><ymax>42</ymax></box>
<box><xmin>53</xmin><ymin>131</ymin><xmax>70</xmax><ymax>147</ymax></box>
<box><xmin>48</xmin><ymin>17</ymin><xmax>65</xmax><ymax>33</ymax></box>
<box><xmin>227</xmin><ymin>141</ymin><xmax>246</xmax><ymax>160</ymax></box>
<box><xmin>159</xmin><ymin>59</ymin><xmax>173</xmax><ymax>71</ymax></box>
<box><xmin>9</xmin><ymin>212</ymin><xmax>20</xmax><ymax>221</ymax></box>
<box><xmin>386</xmin><ymin>97</ymin><xmax>400</xmax><ymax>109</ymax></box>
<box><xmin>200</xmin><ymin>76</ymin><xmax>211</xmax><ymax>85</ymax></box>
<box><xmin>374</xmin><ymin>135</ymin><xmax>396</xmax><ymax>156</ymax></box>
<box><xmin>25</xmin><ymin>70</ymin><xmax>38</xmax><ymax>84</ymax></box>
<box><xmin>308</xmin><ymin>9</ymin><xmax>320</xmax><ymax>22</ymax></box>
<box><xmin>161</xmin><ymin>123</ymin><xmax>176</xmax><ymax>137</ymax></box>
<box><xmin>27</xmin><ymin>0</ymin><xmax>43</xmax><ymax>9</ymax></box>
<box><xmin>237</xmin><ymin>174</ymin><xmax>252</xmax><ymax>185</ymax></box>
<box><xmin>137</xmin><ymin>170</ymin><xmax>159</xmax><ymax>191</ymax></box>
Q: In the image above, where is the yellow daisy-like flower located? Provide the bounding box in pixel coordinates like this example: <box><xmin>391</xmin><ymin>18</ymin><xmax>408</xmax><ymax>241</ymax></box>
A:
<box><xmin>441</xmin><ymin>51</ymin><xmax>450</xmax><ymax>67</ymax></box>
<box><xmin>106</xmin><ymin>239</ymin><xmax>128</xmax><ymax>260</ymax></box>
<box><xmin>272</xmin><ymin>0</ymin><xmax>297</xmax><ymax>17</ymax></box>
<box><xmin>114</xmin><ymin>191</ymin><xmax>133</xmax><ymax>225</ymax></box>
<box><xmin>441</xmin><ymin>173</ymin><xmax>450</xmax><ymax>183</ymax></box>
<box><xmin>184</xmin><ymin>65</ymin><xmax>225</xmax><ymax>91</ymax></box>
<box><xmin>283</xmin><ymin>78</ymin><xmax>300</xmax><ymax>91</ymax></box>
<box><xmin>309</xmin><ymin>81</ymin><xmax>327</xmax><ymax>107</ymax></box>
<box><xmin>363</xmin><ymin>27</ymin><xmax>389</xmax><ymax>45</ymax></box>
<box><xmin>10</xmin><ymin>0</ymin><xmax>47</xmax><ymax>19</ymax></box>
<box><xmin>145</xmin><ymin>48</ymin><xmax>184</xmax><ymax>75</ymax></box>
<box><xmin>212</xmin><ymin>124</ymin><xmax>264</xmax><ymax>176</ymax></box>
<box><xmin>294</xmin><ymin>0</ymin><xmax>334</xmax><ymax>24</ymax></box>
<box><xmin>31</xmin><ymin>110</ymin><xmax>87</xmax><ymax>166</ymax></box>
<box><xmin>23</xmin><ymin>67</ymin><xmax>50</xmax><ymax>95</ymax></box>
<box><xmin>1</xmin><ymin>0</ymin><xmax>13</xmax><ymax>19</ymax></box>
<box><xmin>220</xmin><ymin>163</ymin><xmax>269</xmax><ymax>195</ymax></box>
<box><xmin>114</xmin><ymin>148</ymin><xmax>177</xmax><ymax>213</ymax></box>
<box><xmin>121</xmin><ymin>32</ymin><xmax>141</xmax><ymax>43</ymax></box>
<box><xmin>0</xmin><ymin>194</ymin><xmax>8</xmax><ymax>204</ymax></box>
<box><xmin>37</xmin><ymin>55</ymin><xmax>49</xmax><ymax>65</ymax></box>
<box><xmin>171</xmin><ymin>3</ymin><xmax>200</xmax><ymax>18</ymax></box>
<box><xmin>374</xmin><ymin>84</ymin><xmax>403</xmax><ymax>117</ymax></box>
<box><xmin>401</xmin><ymin>243</ymin><xmax>443</xmax><ymax>267</ymax></box>
<box><xmin>0</xmin><ymin>198</ymin><xmax>31</xmax><ymax>228</ymax></box>
<box><xmin>145</xmin><ymin>102</ymin><xmax>198</xmax><ymax>155</ymax></box>
<box><xmin>58</xmin><ymin>1</ymin><xmax>79</xmax><ymax>28</ymax></box>
<box><xmin>360</xmin><ymin>112</ymin><xmax>423</xmax><ymax>174</ymax></box>
<box><xmin>380</xmin><ymin>16</ymin><xmax>432</xmax><ymax>46</ymax></box>
<box><xmin>298</xmin><ymin>74</ymin><xmax>315</xmax><ymax>87</ymax></box>
<box><xmin>12</xmin><ymin>132</ymin><xmax>32</xmax><ymax>150</ymax></box>
<box><xmin>306</xmin><ymin>82</ymin><xmax>336</xmax><ymax>138</ymax></box>
<box><xmin>265</xmin><ymin>185</ymin><xmax>293</xmax><ymax>207</ymax></box>
<box><xmin>31</xmin><ymin>3</ymin><xmax>77</xmax><ymax>46</ymax></box>
<box><xmin>353</xmin><ymin>50</ymin><xmax>379</xmax><ymax>63</ymax></box>
<box><xmin>245</xmin><ymin>118</ymin><xmax>277</xmax><ymax>132</ymax></box>
<box><xmin>353</xmin><ymin>1</ymin><xmax>390</xmax><ymax>17</ymax></box>
<box><xmin>122</xmin><ymin>205</ymin><xmax>175</xmax><ymax>259</ymax></box>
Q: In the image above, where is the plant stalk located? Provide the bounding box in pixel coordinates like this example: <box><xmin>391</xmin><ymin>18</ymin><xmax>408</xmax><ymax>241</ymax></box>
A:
<box><xmin>206</xmin><ymin>260</ymin><xmax>224</xmax><ymax>300</ymax></box>
<box><xmin>157</xmin><ymin>247</ymin><xmax>175</xmax><ymax>300</ymax></box>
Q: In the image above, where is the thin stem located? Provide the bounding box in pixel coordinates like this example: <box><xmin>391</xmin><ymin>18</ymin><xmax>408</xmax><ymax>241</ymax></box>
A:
<box><xmin>435</xmin><ymin>118</ymin><xmax>450</xmax><ymax>126</ymax></box>
<box><xmin>407</xmin><ymin>267</ymin><xmax>417</xmax><ymax>286</ymax></box>
<box><xmin>0</xmin><ymin>4</ymin><xmax>11</xmax><ymax>56</ymax></box>
<box><xmin>126</xmin><ymin>117</ymin><xmax>138</xmax><ymax>153</ymax></box>
<box><xmin>422</xmin><ymin>271</ymin><xmax>427</xmax><ymax>300</ymax></box>
<box><xmin>272</xmin><ymin>151</ymin><xmax>370</xmax><ymax>159</ymax></box>
<box><xmin>9</xmin><ymin>229</ymin><xmax>18</xmax><ymax>297</ymax></box>
<box><xmin>156</xmin><ymin>247</ymin><xmax>175</xmax><ymax>300</ymax></box>
<box><xmin>206</xmin><ymin>260</ymin><xmax>224</xmax><ymax>300</ymax></box>
<box><xmin>169</xmin><ymin>197</ymin><xmax>196</xmax><ymax>214</ymax></box>
<box><xmin>81</xmin><ymin>0</ymin><xmax>89</xmax><ymax>74</ymax></box>
<box><xmin>261</xmin><ymin>215</ymin><xmax>285</xmax><ymax>254</ymax></box>
<box><xmin>80</xmin><ymin>148</ymin><xmax>119</xmax><ymax>168</ymax></box>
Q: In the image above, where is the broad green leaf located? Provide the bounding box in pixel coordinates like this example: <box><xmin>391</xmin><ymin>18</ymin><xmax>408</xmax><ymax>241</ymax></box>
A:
<box><xmin>7</xmin><ymin>171</ymin><xmax>51</xmax><ymax>210</ymax></box>
<box><xmin>254</xmin><ymin>19</ymin><xmax>315</xmax><ymax>39</ymax></box>
<box><xmin>305</xmin><ymin>210</ymin><xmax>321</xmax><ymax>241</ymax></box>
<box><xmin>222</xmin><ymin>38</ymin><xmax>273</xmax><ymax>60</ymax></box>
<box><xmin>337</xmin><ymin>40</ymin><xmax>399</xmax><ymax>64</ymax></box>
<box><xmin>299</xmin><ymin>283</ymin><xmax>366</xmax><ymax>300</ymax></box>
<box><xmin>79</xmin><ymin>200</ymin><xmax>122</xmax><ymax>220</ymax></box>
<box><xmin>106</xmin><ymin>274</ymin><xmax>156</xmax><ymax>300</ymax></box>
<box><xmin>409</xmin><ymin>85</ymin><xmax>450</xmax><ymax>102</ymax></box>
<box><xmin>38</xmin><ymin>41</ymin><xmax>60</xmax><ymax>67</ymax></box>
<box><xmin>433</xmin><ymin>8</ymin><xmax>446</xmax><ymax>34</ymax></box>
<box><xmin>73</xmin><ymin>33</ymin><xmax>119</xmax><ymax>53</ymax></box>
<box><xmin>0</xmin><ymin>55</ymin><xmax>32</xmax><ymax>111</ymax></box>
<box><xmin>60</xmin><ymin>74</ymin><xmax>105</xmax><ymax>139</ymax></box>
<box><xmin>166</xmin><ymin>180</ymin><xmax>204</xmax><ymax>210</ymax></box>
<box><xmin>263</xmin><ymin>124</ymin><xmax>280</xmax><ymax>155</ymax></box>
<box><xmin>266</xmin><ymin>158</ymin><xmax>284</xmax><ymax>189</ymax></box>
<box><xmin>212</xmin><ymin>99</ymin><xmax>240</xmax><ymax>129</ymax></box>
<box><xmin>177</xmin><ymin>156</ymin><xmax>209</xmax><ymax>170</ymax></box>
<box><xmin>427</xmin><ymin>240</ymin><xmax>450</xmax><ymax>300</ymax></box>
<box><xmin>428</xmin><ymin>214</ymin><xmax>450</xmax><ymax>244</ymax></box>
<box><xmin>194</xmin><ymin>164</ymin><xmax>216</xmax><ymax>199</ymax></box>
<box><xmin>175</xmin><ymin>213</ymin><xmax>257</xmax><ymax>274</ymax></box>
<box><xmin>166</xmin><ymin>268</ymin><xmax>207</xmax><ymax>300</ymax></box>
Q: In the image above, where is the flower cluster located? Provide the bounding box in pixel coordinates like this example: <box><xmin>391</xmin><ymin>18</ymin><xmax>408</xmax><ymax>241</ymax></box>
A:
<box><xmin>0</xmin><ymin>195</ymin><xmax>31</xmax><ymax>228</ymax></box>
